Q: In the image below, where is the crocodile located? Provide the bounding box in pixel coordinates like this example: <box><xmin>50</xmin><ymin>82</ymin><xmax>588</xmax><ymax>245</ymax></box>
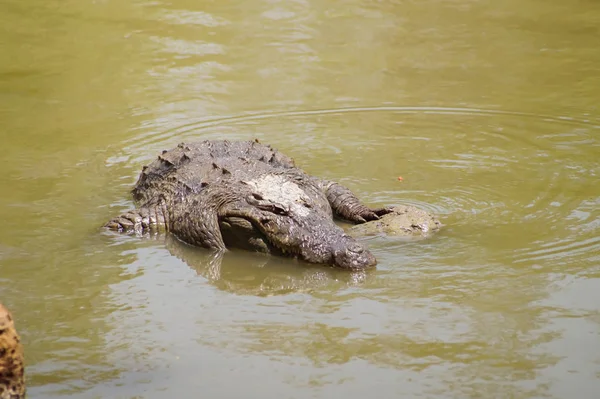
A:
<box><xmin>105</xmin><ymin>139</ymin><xmax>394</xmax><ymax>270</ymax></box>
<box><xmin>0</xmin><ymin>304</ymin><xmax>25</xmax><ymax>399</ymax></box>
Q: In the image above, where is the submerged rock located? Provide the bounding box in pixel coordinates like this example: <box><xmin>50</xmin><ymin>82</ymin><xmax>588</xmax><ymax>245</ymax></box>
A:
<box><xmin>347</xmin><ymin>205</ymin><xmax>442</xmax><ymax>239</ymax></box>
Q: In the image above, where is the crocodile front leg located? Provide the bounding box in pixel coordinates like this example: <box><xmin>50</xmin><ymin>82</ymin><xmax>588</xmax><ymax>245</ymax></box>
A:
<box><xmin>320</xmin><ymin>180</ymin><xmax>393</xmax><ymax>223</ymax></box>
<box><xmin>169</xmin><ymin>195</ymin><xmax>227</xmax><ymax>250</ymax></box>
<box><xmin>104</xmin><ymin>201</ymin><xmax>169</xmax><ymax>234</ymax></box>
<box><xmin>106</xmin><ymin>183</ymin><xmax>242</xmax><ymax>251</ymax></box>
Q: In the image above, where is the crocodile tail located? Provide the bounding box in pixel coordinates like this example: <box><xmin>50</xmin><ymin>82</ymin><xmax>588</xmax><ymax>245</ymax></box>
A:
<box><xmin>104</xmin><ymin>203</ymin><xmax>168</xmax><ymax>234</ymax></box>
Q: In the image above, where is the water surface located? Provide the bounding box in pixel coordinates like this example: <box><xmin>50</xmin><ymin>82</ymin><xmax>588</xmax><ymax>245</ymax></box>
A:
<box><xmin>1</xmin><ymin>0</ymin><xmax>599</xmax><ymax>398</ymax></box>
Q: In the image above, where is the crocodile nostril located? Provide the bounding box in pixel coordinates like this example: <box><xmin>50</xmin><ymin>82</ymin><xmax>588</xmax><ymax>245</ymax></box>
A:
<box><xmin>348</xmin><ymin>244</ymin><xmax>363</xmax><ymax>253</ymax></box>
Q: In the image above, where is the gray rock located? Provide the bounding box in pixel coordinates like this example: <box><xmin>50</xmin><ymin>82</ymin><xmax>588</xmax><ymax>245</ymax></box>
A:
<box><xmin>347</xmin><ymin>205</ymin><xmax>442</xmax><ymax>239</ymax></box>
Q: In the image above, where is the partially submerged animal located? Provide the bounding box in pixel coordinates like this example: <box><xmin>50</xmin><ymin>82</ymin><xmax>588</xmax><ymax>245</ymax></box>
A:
<box><xmin>0</xmin><ymin>304</ymin><xmax>25</xmax><ymax>399</ymax></box>
<box><xmin>105</xmin><ymin>140</ymin><xmax>393</xmax><ymax>269</ymax></box>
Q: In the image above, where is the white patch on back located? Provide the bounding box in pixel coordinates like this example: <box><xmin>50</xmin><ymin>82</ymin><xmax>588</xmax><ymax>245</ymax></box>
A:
<box><xmin>246</xmin><ymin>175</ymin><xmax>311</xmax><ymax>217</ymax></box>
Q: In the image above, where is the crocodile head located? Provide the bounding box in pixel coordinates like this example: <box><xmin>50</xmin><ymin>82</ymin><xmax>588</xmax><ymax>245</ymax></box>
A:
<box><xmin>232</xmin><ymin>209</ymin><xmax>377</xmax><ymax>270</ymax></box>
<box><xmin>225</xmin><ymin>177</ymin><xmax>377</xmax><ymax>269</ymax></box>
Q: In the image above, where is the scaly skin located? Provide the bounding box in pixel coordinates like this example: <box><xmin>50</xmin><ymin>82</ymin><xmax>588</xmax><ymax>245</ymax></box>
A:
<box><xmin>321</xmin><ymin>180</ymin><xmax>392</xmax><ymax>223</ymax></box>
<box><xmin>0</xmin><ymin>304</ymin><xmax>25</xmax><ymax>399</ymax></box>
<box><xmin>105</xmin><ymin>140</ymin><xmax>392</xmax><ymax>269</ymax></box>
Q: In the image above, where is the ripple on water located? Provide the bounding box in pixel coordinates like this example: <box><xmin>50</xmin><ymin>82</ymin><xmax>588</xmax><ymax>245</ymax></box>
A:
<box><xmin>109</xmin><ymin>106</ymin><xmax>599</xmax><ymax>281</ymax></box>
<box><xmin>91</xmin><ymin>105</ymin><xmax>600</xmax><ymax>399</ymax></box>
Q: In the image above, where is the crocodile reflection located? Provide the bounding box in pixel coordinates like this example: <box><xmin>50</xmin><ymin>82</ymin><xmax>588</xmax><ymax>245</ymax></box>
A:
<box><xmin>164</xmin><ymin>235</ymin><xmax>372</xmax><ymax>296</ymax></box>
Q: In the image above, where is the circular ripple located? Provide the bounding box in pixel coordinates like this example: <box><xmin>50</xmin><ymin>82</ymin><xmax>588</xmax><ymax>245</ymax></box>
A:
<box><xmin>112</xmin><ymin>106</ymin><xmax>600</xmax><ymax>275</ymax></box>
<box><xmin>120</xmin><ymin>106</ymin><xmax>598</xmax><ymax>156</ymax></box>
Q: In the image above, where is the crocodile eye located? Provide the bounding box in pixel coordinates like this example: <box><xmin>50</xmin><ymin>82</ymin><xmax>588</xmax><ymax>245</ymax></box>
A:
<box><xmin>270</xmin><ymin>205</ymin><xmax>288</xmax><ymax>216</ymax></box>
<box><xmin>256</xmin><ymin>203</ymin><xmax>288</xmax><ymax>216</ymax></box>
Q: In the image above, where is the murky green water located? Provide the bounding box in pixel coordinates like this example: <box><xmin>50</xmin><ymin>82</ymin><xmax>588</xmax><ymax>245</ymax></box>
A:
<box><xmin>1</xmin><ymin>0</ymin><xmax>599</xmax><ymax>397</ymax></box>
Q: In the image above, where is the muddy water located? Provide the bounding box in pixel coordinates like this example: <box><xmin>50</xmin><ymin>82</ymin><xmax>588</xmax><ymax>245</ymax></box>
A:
<box><xmin>1</xmin><ymin>0</ymin><xmax>599</xmax><ymax>397</ymax></box>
